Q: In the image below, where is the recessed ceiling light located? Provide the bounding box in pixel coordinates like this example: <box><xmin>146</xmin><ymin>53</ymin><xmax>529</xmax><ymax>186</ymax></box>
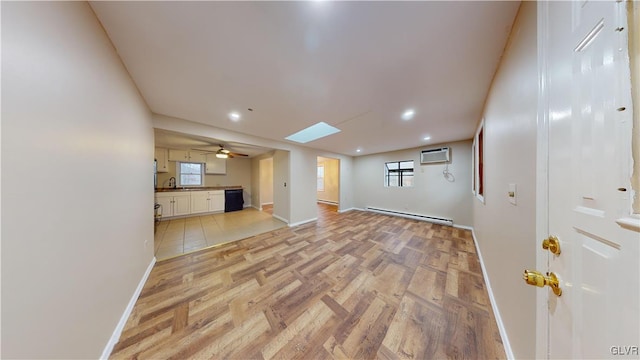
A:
<box><xmin>356</xmin><ymin>148</ymin><xmax>362</xmax><ymax>153</ymax></box>
<box><xmin>228</xmin><ymin>112</ymin><xmax>241</xmax><ymax>121</ymax></box>
<box><xmin>423</xmin><ymin>136</ymin><xmax>431</xmax><ymax>140</ymax></box>
<box><xmin>401</xmin><ymin>109</ymin><xmax>415</xmax><ymax>121</ymax></box>
<box><xmin>285</xmin><ymin>122</ymin><xmax>341</xmax><ymax>143</ymax></box>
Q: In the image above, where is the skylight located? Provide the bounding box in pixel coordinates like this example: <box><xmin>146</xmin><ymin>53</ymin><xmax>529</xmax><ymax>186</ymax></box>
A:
<box><xmin>285</xmin><ymin>122</ymin><xmax>341</xmax><ymax>143</ymax></box>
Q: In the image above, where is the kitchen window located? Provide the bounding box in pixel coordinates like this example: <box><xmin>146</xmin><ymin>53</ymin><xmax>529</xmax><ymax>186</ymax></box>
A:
<box><xmin>178</xmin><ymin>162</ymin><xmax>204</xmax><ymax>187</ymax></box>
<box><xmin>384</xmin><ymin>160</ymin><xmax>414</xmax><ymax>187</ymax></box>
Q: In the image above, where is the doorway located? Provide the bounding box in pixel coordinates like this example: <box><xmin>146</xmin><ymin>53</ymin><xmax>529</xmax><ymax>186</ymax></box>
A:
<box><xmin>259</xmin><ymin>157</ymin><xmax>274</xmax><ymax>213</ymax></box>
<box><xmin>317</xmin><ymin>156</ymin><xmax>340</xmax><ymax>208</ymax></box>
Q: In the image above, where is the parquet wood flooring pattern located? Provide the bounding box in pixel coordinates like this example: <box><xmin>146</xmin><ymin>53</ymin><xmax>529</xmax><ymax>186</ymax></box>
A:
<box><xmin>111</xmin><ymin>205</ymin><xmax>505</xmax><ymax>360</ymax></box>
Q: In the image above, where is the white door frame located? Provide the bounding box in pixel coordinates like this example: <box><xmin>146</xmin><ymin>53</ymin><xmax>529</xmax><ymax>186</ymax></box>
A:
<box><xmin>535</xmin><ymin>1</ymin><xmax>550</xmax><ymax>358</ymax></box>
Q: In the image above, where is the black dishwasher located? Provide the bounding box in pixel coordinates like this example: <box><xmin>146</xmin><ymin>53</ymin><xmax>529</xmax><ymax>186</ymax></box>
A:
<box><xmin>224</xmin><ymin>189</ymin><xmax>244</xmax><ymax>212</ymax></box>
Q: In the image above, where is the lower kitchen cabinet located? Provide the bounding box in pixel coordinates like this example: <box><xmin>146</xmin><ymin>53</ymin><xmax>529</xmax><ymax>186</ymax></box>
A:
<box><xmin>173</xmin><ymin>194</ymin><xmax>191</xmax><ymax>216</ymax></box>
<box><xmin>155</xmin><ymin>192</ymin><xmax>191</xmax><ymax>217</ymax></box>
<box><xmin>190</xmin><ymin>191</ymin><xmax>210</xmax><ymax>214</ymax></box>
<box><xmin>156</xmin><ymin>190</ymin><xmax>227</xmax><ymax>219</ymax></box>
<box><xmin>208</xmin><ymin>191</ymin><xmax>225</xmax><ymax>212</ymax></box>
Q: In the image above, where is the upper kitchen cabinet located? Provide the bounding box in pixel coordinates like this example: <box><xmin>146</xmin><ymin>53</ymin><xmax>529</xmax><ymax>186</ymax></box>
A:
<box><xmin>205</xmin><ymin>154</ymin><xmax>226</xmax><ymax>174</ymax></box>
<box><xmin>155</xmin><ymin>147</ymin><xmax>169</xmax><ymax>173</ymax></box>
<box><xmin>189</xmin><ymin>151</ymin><xmax>207</xmax><ymax>163</ymax></box>
<box><xmin>168</xmin><ymin>149</ymin><xmax>189</xmax><ymax>162</ymax></box>
<box><xmin>168</xmin><ymin>150</ymin><xmax>208</xmax><ymax>163</ymax></box>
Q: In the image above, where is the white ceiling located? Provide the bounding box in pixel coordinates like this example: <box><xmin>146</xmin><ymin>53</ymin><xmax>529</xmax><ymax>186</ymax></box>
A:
<box><xmin>91</xmin><ymin>1</ymin><xmax>519</xmax><ymax>156</ymax></box>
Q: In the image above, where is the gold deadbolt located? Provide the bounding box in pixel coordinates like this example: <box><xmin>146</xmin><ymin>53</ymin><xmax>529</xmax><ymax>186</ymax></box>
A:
<box><xmin>523</xmin><ymin>269</ymin><xmax>562</xmax><ymax>296</ymax></box>
<box><xmin>542</xmin><ymin>236</ymin><xmax>561</xmax><ymax>255</ymax></box>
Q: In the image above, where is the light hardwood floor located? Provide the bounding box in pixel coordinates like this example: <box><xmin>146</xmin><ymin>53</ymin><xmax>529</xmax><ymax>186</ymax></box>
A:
<box><xmin>113</xmin><ymin>204</ymin><xmax>505</xmax><ymax>359</ymax></box>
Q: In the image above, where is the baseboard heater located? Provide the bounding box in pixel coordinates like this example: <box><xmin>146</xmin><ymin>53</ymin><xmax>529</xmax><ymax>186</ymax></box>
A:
<box><xmin>317</xmin><ymin>200</ymin><xmax>339</xmax><ymax>206</ymax></box>
<box><xmin>366</xmin><ymin>207</ymin><xmax>453</xmax><ymax>226</ymax></box>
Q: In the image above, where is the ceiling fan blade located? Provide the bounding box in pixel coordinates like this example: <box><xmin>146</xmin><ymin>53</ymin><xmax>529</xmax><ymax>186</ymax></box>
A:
<box><xmin>192</xmin><ymin>148</ymin><xmax>217</xmax><ymax>153</ymax></box>
<box><xmin>228</xmin><ymin>152</ymin><xmax>249</xmax><ymax>157</ymax></box>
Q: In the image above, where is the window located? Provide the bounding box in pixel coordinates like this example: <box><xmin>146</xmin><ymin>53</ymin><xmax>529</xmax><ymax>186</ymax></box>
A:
<box><xmin>178</xmin><ymin>162</ymin><xmax>203</xmax><ymax>187</ymax></box>
<box><xmin>317</xmin><ymin>164</ymin><xmax>325</xmax><ymax>192</ymax></box>
<box><xmin>385</xmin><ymin>160</ymin><xmax>414</xmax><ymax>187</ymax></box>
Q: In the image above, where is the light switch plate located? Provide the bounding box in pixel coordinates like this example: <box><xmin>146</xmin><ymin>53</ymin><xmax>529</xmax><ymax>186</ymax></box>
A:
<box><xmin>508</xmin><ymin>183</ymin><xmax>517</xmax><ymax>205</ymax></box>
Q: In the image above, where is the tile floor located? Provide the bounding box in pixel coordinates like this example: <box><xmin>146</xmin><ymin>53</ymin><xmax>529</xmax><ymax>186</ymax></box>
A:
<box><xmin>153</xmin><ymin>208</ymin><xmax>287</xmax><ymax>260</ymax></box>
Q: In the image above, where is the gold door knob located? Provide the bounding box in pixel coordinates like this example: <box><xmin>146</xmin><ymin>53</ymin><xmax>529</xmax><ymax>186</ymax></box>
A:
<box><xmin>523</xmin><ymin>269</ymin><xmax>562</xmax><ymax>296</ymax></box>
<box><xmin>542</xmin><ymin>236</ymin><xmax>561</xmax><ymax>255</ymax></box>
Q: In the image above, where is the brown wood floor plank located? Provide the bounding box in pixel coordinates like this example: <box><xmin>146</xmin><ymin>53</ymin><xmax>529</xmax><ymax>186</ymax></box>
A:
<box><xmin>109</xmin><ymin>204</ymin><xmax>506</xmax><ymax>360</ymax></box>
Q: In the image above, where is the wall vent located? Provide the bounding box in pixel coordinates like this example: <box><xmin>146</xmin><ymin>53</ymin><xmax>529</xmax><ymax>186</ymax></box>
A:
<box><xmin>420</xmin><ymin>147</ymin><xmax>449</xmax><ymax>164</ymax></box>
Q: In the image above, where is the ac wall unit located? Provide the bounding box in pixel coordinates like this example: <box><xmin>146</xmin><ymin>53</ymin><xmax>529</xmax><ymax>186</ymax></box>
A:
<box><xmin>421</xmin><ymin>147</ymin><xmax>449</xmax><ymax>164</ymax></box>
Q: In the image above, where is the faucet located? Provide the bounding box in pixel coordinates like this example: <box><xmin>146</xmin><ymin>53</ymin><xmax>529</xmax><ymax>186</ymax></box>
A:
<box><xmin>168</xmin><ymin>177</ymin><xmax>176</xmax><ymax>189</ymax></box>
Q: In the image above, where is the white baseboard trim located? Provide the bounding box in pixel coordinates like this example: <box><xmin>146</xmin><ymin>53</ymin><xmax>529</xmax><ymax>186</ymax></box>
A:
<box><xmin>243</xmin><ymin>204</ymin><xmax>252</xmax><ymax>208</ymax></box>
<box><xmin>261</xmin><ymin>202</ymin><xmax>274</xmax><ymax>206</ymax></box>
<box><xmin>272</xmin><ymin>214</ymin><xmax>288</xmax><ymax>224</ymax></box>
<box><xmin>452</xmin><ymin>224</ymin><xmax>473</xmax><ymax>231</ymax></box>
<box><xmin>339</xmin><ymin>207</ymin><xmax>365</xmax><ymax>213</ymax></box>
<box><xmin>470</xmin><ymin>229</ymin><xmax>514</xmax><ymax>360</ymax></box>
<box><xmin>289</xmin><ymin>217</ymin><xmax>318</xmax><ymax>227</ymax></box>
<box><xmin>100</xmin><ymin>256</ymin><xmax>156</xmax><ymax>360</ymax></box>
<box><xmin>252</xmin><ymin>205</ymin><xmax>261</xmax><ymax>211</ymax></box>
<box><xmin>317</xmin><ymin>200</ymin><xmax>339</xmax><ymax>205</ymax></box>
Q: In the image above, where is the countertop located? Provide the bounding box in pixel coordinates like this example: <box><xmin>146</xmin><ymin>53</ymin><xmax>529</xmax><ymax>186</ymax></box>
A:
<box><xmin>155</xmin><ymin>186</ymin><xmax>242</xmax><ymax>193</ymax></box>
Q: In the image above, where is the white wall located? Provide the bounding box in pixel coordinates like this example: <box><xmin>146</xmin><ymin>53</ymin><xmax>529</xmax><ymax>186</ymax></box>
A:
<box><xmin>472</xmin><ymin>3</ymin><xmax>537</xmax><ymax>359</ymax></box>
<box><xmin>317</xmin><ymin>157</ymin><xmax>340</xmax><ymax>204</ymax></box>
<box><xmin>272</xmin><ymin>150</ymin><xmax>291</xmax><ymax>222</ymax></box>
<box><xmin>337</xmin><ymin>155</ymin><xmax>355</xmax><ymax>212</ymax></box>
<box><xmin>2</xmin><ymin>2</ymin><xmax>154</xmax><ymax>358</ymax></box>
<box><xmin>288</xmin><ymin>147</ymin><xmax>319</xmax><ymax>225</ymax></box>
<box><xmin>353</xmin><ymin>140</ymin><xmax>473</xmax><ymax>226</ymax></box>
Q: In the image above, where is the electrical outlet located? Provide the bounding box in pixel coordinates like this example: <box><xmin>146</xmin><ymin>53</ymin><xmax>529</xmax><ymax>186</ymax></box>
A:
<box><xmin>508</xmin><ymin>183</ymin><xmax>517</xmax><ymax>205</ymax></box>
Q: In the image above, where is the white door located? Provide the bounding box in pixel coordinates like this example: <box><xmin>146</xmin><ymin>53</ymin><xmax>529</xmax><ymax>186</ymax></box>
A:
<box><xmin>542</xmin><ymin>1</ymin><xmax>639</xmax><ymax>358</ymax></box>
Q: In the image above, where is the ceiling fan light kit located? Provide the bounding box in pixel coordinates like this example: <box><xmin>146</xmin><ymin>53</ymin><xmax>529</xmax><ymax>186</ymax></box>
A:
<box><xmin>193</xmin><ymin>144</ymin><xmax>249</xmax><ymax>159</ymax></box>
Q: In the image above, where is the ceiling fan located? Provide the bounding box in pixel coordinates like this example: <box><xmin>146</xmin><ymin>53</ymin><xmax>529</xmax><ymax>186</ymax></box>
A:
<box><xmin>193</xmin><ymin>144</ymin><xmax>248</xmax><ymax>159</ymax></box>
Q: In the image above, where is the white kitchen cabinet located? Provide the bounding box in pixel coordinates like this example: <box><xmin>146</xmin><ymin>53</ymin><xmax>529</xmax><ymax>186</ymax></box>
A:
<box><xmin>173</xmin><ymin>194</ymin><xmax>191</xmax><ymax>216</ymax></box>
<box><xmin>155</xmin><ymin>147</ymin><xmax>169</xmax><ymax>173</ymax></box>
<box><xmin>189</xmin><ymin>151</ymin><xmax>207</xmax><ymax>163</ymax></box>
<box><xmin>155</xmin><ymin>192</ymin><xmax>191</xmax><ymax>217</ymax></box>
<box><xmin>205</xmin><ymin>154</ymin><xmax>227</xmax><ymax>174</ymax></box>
<box><xmin>155</xmin><ymin>195</ymin><xmax>173</xmax><ymax>218</ymax></box>
<box><xmin>168</xmin><ymin>149</ymin><xmax>189</xmax><ymax>162</ymax></box>
<box><xmin>209</xmin><ymin>190</ymin><xmax>225</xmax><ymax>212</ymax></box>
<box><xmin>190</xmin><ymin>191</ymin><xmax>210</xmax><ymax>214</ymax></box>
<box><xmin>168</xmin><ymin>149</ymin><xmax>208</xmax><ymax>164</ymax></box>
